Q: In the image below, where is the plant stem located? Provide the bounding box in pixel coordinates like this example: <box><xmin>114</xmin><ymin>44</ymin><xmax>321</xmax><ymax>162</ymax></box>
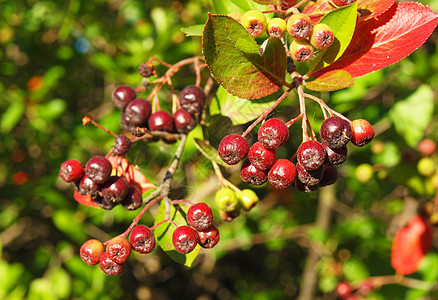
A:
<box><xmin>297</xmin><ymin>81</ymin><xmax>309</xmax><ymax>141</ymax></box>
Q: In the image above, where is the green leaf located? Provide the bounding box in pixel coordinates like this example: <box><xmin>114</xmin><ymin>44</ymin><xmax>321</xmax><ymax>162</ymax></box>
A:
<box><xmin>48</xmin><ymin>268</ymin><xmax>71</xmax><ymax>299</ymax></box>
<box><xmin>37</xmin><ymin>99</ymin><xmax>67</xmax><ymax>120</ymax></box>
<box><xmin>389</xmin><ymin>85</ymin><xmax>434</xmax><ymax>147</ymax></box>
<box><xmin>181</xmin><ymin>24</ymin><xmax>204</xmax><ymax>37</ymax></box>
<box><xmin>203</xmin><ymin>14</ymin><xmax>287</xmax><ymax>99</ymax></box>
<box><xmin>342</xmin><ymin>258</ymin><xmax>370</xmax><ymax>282</ymax></box>
<box><xmin>305</xmin><ymin>70</ymin><xmax>354</xmax><ymax>91</ymax></box>
<box><xmin>0</xmin><ymin>98</ymin><xmax>25</xmax><ymax>134</ymax></box>
<box><xmin>154</xmin><ymin>200</ymin><xmax>200</xmax><ymax>267</ymax></box>
<box><xmin>193</xmin><ymin>137</ymin><xmax>229</xmax><ymax>167</ymax></box>
<box><xmin>309</xmin><ymin>2</ymin><xmax>358</xmax><ymax>73</ymax></box>
<box><xmin>210</xmin><ymin>0</ymin><xmax>269</xmax><ymax>14</ymax></box>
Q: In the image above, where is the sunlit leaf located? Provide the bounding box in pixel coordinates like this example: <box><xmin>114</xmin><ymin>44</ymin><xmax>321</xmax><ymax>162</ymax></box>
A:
<box><xmin>305</xmin><ymin>70</ymin><xmax>354</xmax><ymax>91</ymax></box>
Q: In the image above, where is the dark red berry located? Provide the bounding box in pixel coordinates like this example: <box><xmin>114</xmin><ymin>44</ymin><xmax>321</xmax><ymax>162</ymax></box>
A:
<box><xmin>121</xmin><ymin>186</ymin><xmax>142</xmax><ymax>210</ymax></box>
<box><xmin>322</xmin><ymin>142</ymin><xmax>347</xmax><ymax>166</ymax></box>
<box><xmin>78</xmin><ymin>174</ymin><xmax>100</xmax><ymax>196</ymax></box>
<box><xmin>351</xmin><ymin>119</ymin><xmax>375</xmax><ymax>147</ymax></box>
<box><xmin>100</xmin><ymin>252</ymin><xmax>123</xmax><ymax>276</ymax></box>
<box><xmin>148</xmin><ymin>111</ymin><xmax>174</xmax><ymax>132</ymax></box>
<box><xmin>106</xmin><ymin>237</ymin><xmax>132</xmax><ymax>264</ymax></box>
<box><xmin>173</xmin><ymin>108</ymin><xmax>196</xmax><ymax>133</ymax></box>
<box><xmin>320</xmin><ymin>117</ymin><xmax>352</xmax><ymax>149</ymax></box>
<box><xmin>268</xmin><ymin>159</ymin><xmax>297</xmax><ymax>189</ymax></box>
<box><xmin>172</xmin><ymin>225</ymin><xmax>198</xmax><ymax>254</ymax></box>
<box><xmin>319</xmin><ymin>165</ymin><xmax>338</xmax><ymax>187</ymax></box>
<box><xmin>124</xmin><ymin>99</ymin><xmax>151</xmax><ymax>126</ymax></box>
<box><xmin>60</xmin><ymin>159</ymin><xmax>84</xmax><ymax>183</ymax></box>
<box><xmin>258</xmin><ymin>118</ymin><xmax>289</xmax><ymax>150</ymax></box>
<box><xmin>138</xmin><ymin>62</ymin><xmax>155</xmax><ymax>78</ymax></box>
<box><xmin>296</xmin><ymin>162</ymin><xmax>323</xmax><ymax>186</ymax></box>
<box><xmin>187</xmin><ymin>202</ymin><xmax>214</xmax><ymax>231</ymax></box>
<box><xmin>80</xmin><ymin>239</ymin><xmax>104</xmax><ymax>266</ymax></box>
<box><xmin>101</xmin><ymin>176</ymin><xmax>129</xmax><ymax>204</ymax></box>
<box><xmin>240</xmin><ymin>159</ymin><xmax>268</xmax><ymax>186</ymax></box>
<box><xmin>113</xmin><ymin>135</ymin><xmax>131</xmax><ymax>156</ymax></box>
<box><xmin>129</xmin><ymin>225</ymin><xmax>155</xmax><ymax>254</ymax></box>
<box><xmin>336</xmin><ymin>281</ymin><xmax>353</xmax><ymax>299</ymax></box>
<box><xmin>112</xmin><ymin>85</ymin><xmax>136</xmax><ymax>110</ymax></box>
<box><xmin>297</xmin><ymin>140</ymin><xmax>326</xmax><ymax>171</ymax></box>
<box><xmin>295</xmin><ymin>179</ymin><xmax>319</xmax><ymax>192</ymax></box>
<box><xmin>197</xmin><ymin>224</ymin><xmax>220</xmax><ymax>248</ymax></box>
<box><xmin>218</xmin><ymin>134</ymin><xmax>249</xmax><ymax>165</ymax></box>
<box><xmin>333</xmin><ymin>0</ymin><xmax>357</xmax><ymax>7</ymax></box>
<box><xmin>120</xmin><ymin>111</ymin><xmax>136</xmax><ymax>133</ymax></box>
<box><xmin>179</xmin><ymin>85</ymin><xmax>205</xmax><ymax>114</ymax></box>
<box><xmin>93</xmin><ymin>195</ymin><xmax>118</xmax><ymax>210</ymax></box>
<box><xmin>248</xmin><ymin>141</ymin><xmax>276</xmax><ymax>171</ymax></box>
<box><xmin>84</xmin><ymin>156</ymin><xmax>112</xmax><ymax>184</ymax></box>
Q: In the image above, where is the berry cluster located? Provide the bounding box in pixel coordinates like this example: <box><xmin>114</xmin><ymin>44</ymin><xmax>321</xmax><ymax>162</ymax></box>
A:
<box><xmin>215</xmin><ymin>188</ymin><xmax>259</xmax><ymax>221</ymax></box>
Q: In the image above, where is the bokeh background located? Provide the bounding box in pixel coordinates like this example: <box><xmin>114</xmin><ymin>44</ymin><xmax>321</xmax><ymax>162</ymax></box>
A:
<box><xmin>1</xmin><ymin>0</ymin><xmax>438</xmax><ymax>299</ymax></box>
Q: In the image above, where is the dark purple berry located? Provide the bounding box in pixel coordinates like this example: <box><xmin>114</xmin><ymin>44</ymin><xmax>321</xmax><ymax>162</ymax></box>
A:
<box><xmin>320</xmin><ymin>117</ymin><xmax>352</xmax><ymax>149</ymax></box>
<box><xmin>106</xmin><ymin>237</ymin><xmax>131</xmax><ymax>264</ymax></box>
<box><xmin>173</xmin><ymin>108</ymin><xmax>196</xmax><ymax>133</ymax></box>
<box><xmin>80</xmin><ymin>239</ymin><xmax>104</xmax><ymax>266</ymax></box>
<box><xmin>295</xmin><ymin>179</ymin><xmax>319</xmax><ymax>192</ymax></box>
<box><xmin>187</xmin><ymin>202</ymin><xmax>214</xmax><ymax>231</ymax></box>
<box><xmin>60</xmin><ymin>159</ymin><xmax>84</xmax><ymax>183</ymax></box>
<box><xmin>268</xmin><ymin>159</ymin><xmax>297</xmax><ymax>189</ymax></box>
<box><xmin>248</xmin><ymin>141</ymin><xmax>276</xmax><ymax>171</ymax></box>
<box><xmin>297</xmin><ymin>140</ymin><xmax>326</xmax><ymax>171</ymax></box>
<box><xmin>197</xmin><ymin>224</ymin><xmax>220</xmax><ymax>248</ymax></box>
<box><xmin>296</xmin><ymin>162</ymin><xmax>323</xmax><ymax>186</ymax></box>
<box><xmin>319</xmin><ymin>166</ymin><xmax>338</xmax><ymax>187</ymax></box>
<box><xmin>100</xmin><ymin>252</ymin><xmax>123</xmax><ymax>276</ymax></box>
<box><xmin>113</xmin><ymin>135</ymin><xmax>132</xmax><ymax>156</ymax></box>
<box><xmin>121</xmin><ymin>186</ymin><xmax>142</xmax><ymax>210</ymax></box>
<box><xmin>84</xmin><ymin>156</ymin><xmax>112</xmax><ymax>184</ymax></box>
<box><xmin>218</xmin><ymin>134</ymin><xmax>249</xmax><ymax>165</ymax></box>
<box><xmin>258</xmin><ymin>118</ymin><xmax>289</xmax><ymax>150</ymax></box>
<box><xmin>240</xmin><ymin>159</ymin><xmax>268</xmax><ymax>186</ymax></box>
<box><xmin>124</xmin><ymin>99</ymin><xmax>151</xmax><ymax>126</ymax></box>
<box><xmin>129</xmin><ymin>225</ymin><xmax>155</xmax><ymax>254</ymax></box>
<box><xmin>179</xmin><ymin>85</ymin><xmax>205</xmax><ymax>114</ymax></box>
<box><xmin>101</xmin><ymin>176</ymin><xmax>129</xmax><ymax>204</ymax></box>
<box><xmin>112</xmin><ymin>85</ymin><xmax>136</xmax><ymax>110</ymax></box>
<box><xmin>138</xmin><ymin>62</ymin><xmax>155</xmax><ymax>78</ymax></box>
<box><xmin>120</xmin><ymin>111</ymin><xmax>136</xmax><ymax>133</ymax></box>
<box><xmin>148</xmin><ymin>111</ymin><xmax>174</xmax><ymax>132</ymax></box>
<box><xmin>93</xmin><ymin>195</ymin><xmax>117</xmax><ymax>210</ymax></box>
<box><xmin>78</xmin><ymin>174</ymin><xmax>100</xmax><ymax>196</ymax></box>
<box><xmin>322</xmin><ymin>142</ymin><xmax>347</xmax><ymax>166</ymax></box>
<box><xmin>172</xmin><ymin>225</ymin><xmax>198</xmax><ymax>254</ymax></box>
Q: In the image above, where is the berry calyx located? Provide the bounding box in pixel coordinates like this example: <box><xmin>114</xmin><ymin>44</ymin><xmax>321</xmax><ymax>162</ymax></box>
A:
<box><xmin>113</xmin><ymin>135</ymin><xmax>132</xmax><ymax>156</ymax></box>
<box><xmin>187</xmin><ymin>202</ymin><xmax>214</xmax><ymax>231</ymax></box>
<box><xmin>350</xmin><ymin>119</ymin><xmax>375</xmax><ymax>147</ymax></box>
<box><xmin>310</xmin><ymin>23</ymin><xmax>334</xmax><ymax>50</ymax></box>
<box><xmin>129</xmin><ymin>225</ymin><xmax>156</xmax><ymax>254</ymax></box>
<box><xmin>240</xmin><ymin>159</ymin><xmax>268</xmax><ymax>186</ymax></box>
<box><xmin>106</xmin><ymin>237</ymin><xmax>132</xmax><ymax>264</ymax></box>
<box><xmin>289</xmin><ymin>39</ymin><xmax>314</xmax><ymax>62</ymax></box>
<box><xmin>320</xmin><ymin>117</ymin><xmax>352</xmax><ymax>149</ymax></box>
<box><xmin>80</xmin><ymin>239</ymin><xmax>105</xmax><ymax>266</ymax></box>
<box><xmin>238</xmin><ymin>189</ymin><xmax>259</xmax><ymax>211</ymax></box>
<box><xmin>100</xmin><ymin>252</ymin><xmax>123</xmax><ymax>276</ymax></box>
<box><xmin>241</xmin><ymin>10</ymin><xmax>267</xmax><ymax>38</ymax></box>
<box><xmin>101</xmin><ymin>176</ymin><xmax>129</xmax><ymax>204</ymax></box>
<box><xmin>148</xmin><ymin>111</ymin><xmax>175</xmax><ymax>132</ymax></box>
<box><xmin>215</xmin><ymin>188</ymin><xmax>239</xmax><ymax>212</ymax></box>
<box><xmin>179</xmin><ymin>85</ymin><xmax>205</xmax><ymax>114</ymax></box>
<box><xmin>172</xmin><ymin>225</ymin><xmax>198</xmax><ymax>254</ymax></box>
<box><xmin>173</xmin><ymin>108</ymin><xmax>196</xmax><ymax>133</ymax></box>
<box><xmin>287</xmin><ymin>13</ymin><xmax>312</xmax><ymax>40</ymax></box>
<box><xmin>297</xmin><ymin>140</ymin><xmax>326</xmax><ymax>171</ymax></box>
<box><xmin>218</xmin><ymin>134</ymin><xmax>250</xmax><ymax>165</ymax></box>
<box><xmin>112</xmin><ymin>85</ymin><xmax>136</xmax><ymax>110</ymax></box>
<box><xmin>267</xmin><ymin>18</ymin><xmax>287</xmax><ymax>38</ymax></box>
<box><xmin>258</xmin><ymin>118</ymin><xmax>289</xmax><ymax>150</ymax></box>
<box><xmin>197</xmin><ymin>224</ymin><xmax>220</xmax><ymax>248</ymax></box>
<box><xmin>84</xmin><ymin>156</ymin><xmax>112</xmax><ymax>184</ymax></box>
<box><xmin>268</xmin><ymin>159</ymin><xmax>297</xmax><ymax>189</ymax></box>
<box><xmin>60</xmin><ymin>159</ymin><xmax>84</xmax><ymax>183</ymax></box>
<box><xmin>332</xmin><ymin>0</ymin><xmax>357</xmax><ymax>7</ymax></box>
<box><xmin>248</xmin><ymin>141</ymin><xmax>276</xmax><ymax>171</ymax></box>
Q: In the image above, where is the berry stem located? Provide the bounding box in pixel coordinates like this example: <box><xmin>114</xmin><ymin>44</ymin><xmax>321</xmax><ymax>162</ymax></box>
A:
<box><xmin>285</xmin><ymin>113</ymin><xmax>304</xmax><ymax>128</ymax></box>
<box><xmin>212</xmin><ymin>160</ymin><xmax>241</xmax><ymax>193</ymax></box>
<box><xmin>303</xmin><ymin>92</ymin><xmax>352</xmax><ymax>123</ymax></box>
<box><xmin>355</xmin><ymin>274</ymin><xmax>434</xmax><ymax>291</ymax></box>
<box><xmin>82</xmin><ymin>115</ymin><xmax>117</xmax><ymax>137</ymax></box>
<box><xmin>168</xmin><ymin>199</ymin><xmax>193</xmax><ymax>206</ymax></box>
<box><xmin>297</xmin><ymin>80</ymin><xmax>310</xmax><ymax>141</ymax></box>
<box><xmin>195</xmin><ymin>57</ymin><xmax>202</xmax><ymax>87</ymax></box>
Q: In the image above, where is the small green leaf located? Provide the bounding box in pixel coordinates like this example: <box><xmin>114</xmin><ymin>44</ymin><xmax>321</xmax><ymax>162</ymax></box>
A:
<box><xmin>37</xmin><ymin>98</ymin><xmax>67</xmax><ymax>120</ymax></box>
<box><xmin>154</xmin><ymin>200</ymin><xmax>200</xmax><ymax>267</ymax></box>
<box><xmin>193</xmin><ymin>138</ymin><xmax>229</xmax><ymax>167</ymax></box>
<box><xmin>181</xmin><ymin>24</ymin><xmax>204</xmax><ymax>36</ymax></box>
<box><xmin>210</xmin><ymin>0</ymin><xmax>269</xmax><ymax>14</ymax></box>
<box><xmin>0</xmin><ymin>98</ymin><xmax>25</xmax><ymax>134</ymax></box>
<box><xmin>305</xmin><ymin>70</ymin><xmax>354</xmax><ymax>91</ymax></box>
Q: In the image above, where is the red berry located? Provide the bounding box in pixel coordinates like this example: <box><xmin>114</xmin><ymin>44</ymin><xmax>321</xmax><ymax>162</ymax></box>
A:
<box><xmin>319</xmin><ymin>165</ymin><xmax>338</xmax><ymax>187</ymax></box>
<box><xmin>218</xmin><ymin>134</ymin><xmax>249</xmax><ymax>165</ymax></box>
<box><xmin>248</xmin><ymin>141</ymin><xmax>276</xmax><ymax>171</ymax></box>
<box><xmin>336</xmin><ymin>281</ymin><xmax>353</xmax><ymax>299</ymax></box>
<box><xmin>258</xmin><ymin>118</ymin><xmax>289</xmax><ymax>150</ymax></box>
<box><xmin>100</xmin><ymin>252</ymin><xmax>123</xmax><ymax>276</ymax></box>
<box><xmin>129</xmin><ymin>225</ymin><xmax>156</xmax><ymax>254</ymax></box>
<box><xmin>112</xmin><ymin>85</ymin><xmax>136</xmax><ymax>110</ymax></box>
<box><xmin>240</xmin><ymin>159</ymin><xmax>268</xmax><ymax>186</ymax></box>
<box><xmin>124</xmin><ymin>99</ymin><xmax>151</xmax><ymax>126</ymax></box>
<box><xmin>179</xmin><ymin>85</ymin><xmax>205</xmax><ymax>114</ymax></box>
<box><xmin>287</xmin><ymin>13</ymin><xmax>312</xmax><ymax>40</ymax></box>
<box><xmin>84</xmin><ymin>156</ymin><xmax>112</xmax><ymax>184</ymax></box>
<box><xmin>268</xmin><ymin>159</ymin><xmax>297</xmax><ymax>189</ymax></box>
<box><xmin>172</xmin><ymin>226</ymin><xmax>198</xmax><ymax>254</ymax></box>
<box><xmin>197</xmin><ymin>224</ymin><xmax>220</xmax><ymax>248</ymax></box>
<box><xmin>296</xmin><ymin>162</ymin><xmax>323</xmax><ymax>187</ymax></box>
<box><xmin>80</xmin><ymin>239</ymin><xmax>104</xmax><ymax>265</ymax></box>
<box><xmin>187</xmin><ymin>202</ymin><xmax>214</xmax><ymax>231</ymax></box>
<box><xmin>121</xmin><ymin>186</ymin><xmax>143</xmax><ymax>210</ymax></box>
<box><xmin>78</xmin><ymin>174</ymin><xmax>100</xmax><ymax>196</ymax></box>
<box><xmin>101</xmin><ymin>176</ymin><xmax>129</xmax><ymax>204</ymax></box>
<box><xmin>93</xmin><ymin>195</ymin><xmax>118</xmax><ymax>210</ymax></box>
<box><xmin>418</xmin><ymin>139</ymin><xmax>436</xmax><ymax>156</ymax></box>
<box><xmin>332</xmin><ymin>0</ymin><xmax>357</xmax><ymax>7</ymax></box>
<box><xmin>320</xmin><ymin>117</ymin><xmax>352</xmax><ymax>149</ymax></box>
<box><xmin>173</xmin><ymin>108</ymin><xmax>197</xmax><ymax>133</ymax></box>
<box><xmin>113</xmin><ymin>135</ymin><xmax>132</xmax><ymax>156</ymax></box>
<box><xmin>106</xmin><ymin>237</ymin><xmax>132</xmax><ymax>264</ymax></box>
<box><xmin>295</xmin><ymin>178</ymin><xmax>319</xmax><ymax>192</ymax></box>
<box><xmin>322</xmin><ymin>142</ymin><xmax>347</xmax><ymax>166</ymax></box>
<box><xmin>350</xmin><ymin>119</ymin><xmax>375</xmax><ymax>147</ymax></box>
<box><xmin>297</xmin><ymin>140</ymin><xmax>326</xmax><ymax>171</ymax></box>
<box><xmin>148</xmin><ymin>111</ymin><xmax>174</xmax><ymax>132</ymax></box>
<box><xmin>60</xmin><ymin>159</ymin><xmax>84</xmax><ymax>183</ymax></box>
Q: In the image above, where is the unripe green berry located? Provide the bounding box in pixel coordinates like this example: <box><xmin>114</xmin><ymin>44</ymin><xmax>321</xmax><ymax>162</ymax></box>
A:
<box><xmin>417</xmin><ymin>157</ymin><xmax>436</xmax><ymax>177</ymax></box>
<box><xmin>287</xmin><ymin>13</ymin><xmax>312</xmax><ymax>40</ymax></box>
<box><xmin>289</xmin><ymin>39</ymin><xmax>314</xmax><ymax>62</ymax></box>
<box><xmin>238</xmin><ymin>189</ymin><xmax>259</xmax><ymax>211</ymax></box>
<box><xmin>355</xmin><ymin>163</ymin><xmax>374</xmax><ymax>183</ymax></box>
<box><xmin>267</xmin><ymin>18</ymin><xmax>287</xmax><ymax>38</ymax></box>
<box><xmin>241</xmin><ymin>10</ymin><xmax>267</xmax><ymax>38</ymax></box>
<box><xmin>310</xmin><ymin>23</ymin><xmax>334</xmax><ymax>50</ymax></box>
<box><xmin>215</xmin><ymin>188</ymin><xmax>239</xmax><ymax>212</ymax></box>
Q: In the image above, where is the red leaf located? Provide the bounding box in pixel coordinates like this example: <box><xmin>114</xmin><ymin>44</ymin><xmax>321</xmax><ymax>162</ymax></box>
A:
<box><xmin>73</xmin><ymin>190</ymin><xmax>101</xmax><ymax>208</ymax></box>
<box><xmin>312</xmin><ymin>2</ymin><xmax>438</xmax><ymax>78</ymax></box>
<box><xmin>305</xmin><ymin>70</ymin><xmax>354</xmax><ymax>91</ymax></box>
<box><xmin>358</xmin><ymin>0</ymin><xmax>395</xmax><ymax>21</ymax></box>
<box><xmin>108</xmin><ymin>156</ymin><xmax>156</xmax><ymax>193</ymax></box>
<box><xmin>391</xmin><ymin>215</ymin><xmax>433</xmax><ymax>275</ymax></box>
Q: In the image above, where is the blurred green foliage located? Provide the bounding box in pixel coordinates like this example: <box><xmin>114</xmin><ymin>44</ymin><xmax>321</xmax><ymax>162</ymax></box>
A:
<box><xmin>0</xmin><ymin>0</ymin><xmax>437</xmax><ymax>299</ymax></box>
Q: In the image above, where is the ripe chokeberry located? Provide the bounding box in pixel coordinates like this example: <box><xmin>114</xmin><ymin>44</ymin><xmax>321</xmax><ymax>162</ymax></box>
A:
<box><xmin>78</xmin><ymin>174</ymin><xmax>100</xmax><ymax>196</ymax></box>
<box><xmin>94</xmin><ymin>195</ymin><xmax>118</xmax><ymax>210</ymax></box>
<box><xmin>332</xmin><ymin>0</ymin><xmax>357</xmax><ymax>7</ymax></box>
<box><xmin>267</xmin><ymin>18</ymin><xmax>287</xmax><ymax>38</ymax></box>
<box><xmin>60</xmin><ymin>159</ymin><xmax>84</xmax><ymax>183</ymax></box>
<box><xmin>84</xmin><ymin>156</ymin><xmax>112</xmax><ymax>184</ymax></box>
<box><xmin>121</xmin><ymin>186</ymin><xmax>143</xmax><ymax>210</ymax></box>
<box><xmin>173</xmin><ymin>108</ymin><xmax>196</xmax><ymax>133</ymax></box>
<box><xmin>289</xmin><ymin>39</ymin><xmax>314</xmax><ymax>62</ymax></box>
<box><xmin>240</xmin><ymin>159</ymin><xmax>268</xmax><ymax>186</ymax></box>
<box><xmin>248</xmin><ymin>141</ymin><xmax>276</xmax><ymax>171</ymax></box>
<box><xmin>101</xmin><ymin>176</ymin><xmax>129</xmax><ymax>204</ymax></box>
<box><xmin>258</xmin><ymin>118</ymin><xmax>289</xmax><ymax>149</ymax></box>
<box><xmin>287</xmin><ymin>13</ymin><xmax>312</xmax><ymax>40</ymax></box>
<box><xmin>106</xmin><ymin>236</ymin><xmax>132</xmax><ymax>264</ymax></box>
<box><xmin>320</xmin><ymin>117</ymin><xmax>352</xmax><ymax>149</ymax></box>
<box><xmin>215</xmin><ymin>188</ymin><xmax>239</xmax><ymax>212</ymax></box>
<box><xmin>129</xmin><ymin>225</ymin><xmax>156</xmax><ymax>254</ymax></box>
<box><xmin>241</xmin><ymin>10</ymin><xmax>267</xmax><ymax>38</ymax></box>
<box><xmin>172</xmin><ymin>225</ymin><xmax>198</xmax><ymax>254</ymax></box>
<box><xmin>310</xmin><ymin>23</ymin><xmax>334</xmax><ymax>50</ymax></box>
<box><xmin>336</xmin><ymin>281</ymin><xmax>353</xmax><ymax>299</ymax></box>
<box><xmin>319</xmin><ymin>165</ymin><xmax>338</xmax><ymax>187</ymax></box>
<box><xmin>124</xmin><ymin>99</ymin><xmax>152</xmax><ymax>126</ymax></box>
<box><xmin>197</xmin><ymin>224</ymin><xmax>220</xmax><ymax>248</ymax></box>
<box><xmin>350</xmin><ymin>119</ymin><xmax>375</xmax><ymax>147</ymax></box>
<box><xmin>322</xmin><ymin>142</ymin><xmax>347</xmax><ymax>166</ymax></box>
<box><xmin>296</xmin><ymin>162</ymin><xmax>323</xmax><ymax>186</ymax></box>
<box><xmin>179</xmin><ymin>85</ymin><xmax>205</xmax><ymax>114</ymax></box>
<box><xmin>100</xmin><ymin>252</ymin><xmax>123</xmax><ymax>276</ymax></box>
<box><xmin>268</xmin><ymin>159</ymin><xmax>297</xmax><ymax>189</ymax></box>
<box><xmin>238</xmin><ymin>189</ymin><xmax>259</xmax><ymax>211</ymax></box>
<box><xmin>218</xmin><ymin>134</ymin><xmax>249</xmax><ymax>165</ymax></box>
<box><xmin>187</xmin><ymin>202</ymin><xmax>214</xmax><ymax>231</ymax></box>
<box><xmin>148</xmin><ymin>111</ymin><xmax>175</xmax><ymax>132</ymax></box>
<box><xmin>295</xmin><ymin>178</ymin><xmax>319</xmax><ymax>192</ymax></box>
<box><xmin>113</xmin><ymin>135</ymin><xmax>132</xmax><ymax>157</ymax></box>
<box><xmin>297</xmin><ymin>140</ymin><xmax>326</xmax><ymax>171</ymax></box>
<box><xmin>120</xmin><ymin>111</ymin><xmax>136</xmax><ymax>133</ymax></box>
<box><xmin>112</xmin><ymin>85</ymin><xmax>136</xmax><ymax>110</ymax></box>
<box><xmin>80</xmin><ymin>239</ymin><xmax>105</xmax><ymax>266</ymax></box>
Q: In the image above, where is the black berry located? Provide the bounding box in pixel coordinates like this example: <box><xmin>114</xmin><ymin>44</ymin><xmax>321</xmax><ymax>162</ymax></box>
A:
<box><xmin>124</xmin><ymin>98</ymin><xmax>151</xmax><ymax>126</ymax></box>
<box><xmin>121</xmin><ymin>186</ymin><xmax>143</xmax><ymax>210</ymax></box>
<box><xmin>101</xmin><ymin>176</ymin><xmax>129</xmax><ymax>204</ymax></box>
<box><xmin>173</xmin><ymin>108</ymin><xmax>196</xmax><ymax>133</ymax></box>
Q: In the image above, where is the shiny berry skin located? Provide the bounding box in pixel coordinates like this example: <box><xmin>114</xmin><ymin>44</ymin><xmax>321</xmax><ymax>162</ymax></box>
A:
<box><xmin>101</xmin><ymin>176</ymin><xmax>129</xmax><ymax>204</ymax></box>
<box><xmin>238</xmin><ymin>189</ymin><xmax>259</xmax><ymax>211</ymax></box>
<box><xmin>215</xmin><ymin>188</ymin><xmax>239</xmax><ymax>212</ymax></box>
<box><xmin>113</xmin><ymin>135</ymin><xmax>131</xmax><ymax>156</ymax></box>
<box><xmin>129</xmin><ymin>225</ymin><xmax>155</xmax><ymax>254</ymax></box>
<box><xmin>287</xmin><ymin>13</ymin><xmax>312</xmax><ymax>40</ymax></box>
<box><xmin>336</xmin><ymin>281</ymin><xmax>353</xmax><ymax>299</ymax></box>
<box><xmin>218</xmin><ymin>134</ymin><xmax>249</xmax><ymax>165</ymax></box>
<box><xmin>332</xmin><ymin>0</ymin><xmax>357</xmax><ymax>7</ymax></box>
<box><xmin>84</xmin><ymin>156</ymin><xmax>112</xmax><ymax>184</ymax></box>
<box><xmin>60</xmin><ymin>159</ymin><xmax>84</xmax><ymax>183</ymax></box>
<box><xmin>258</xmin><ymin>118</ymin><xmax>289</xmax><ymax>149</ymax></box>
<box><xmin>121</xmin><ymin>186</ymin><xmax>142</xmax><ymax>210</ymax></box>
<box><xmin>148</xmin><ymin>111</ymin><xmax>174</xmax><ymax>132</ymax></box>
<box><xmin>187</xmin><ymin>202</ymin><xmax>214</xmax><ymax>231</ymax></box>
<box><xmin>179</xmin><ymin>85</ymin><xmax>205</xmax><ymax>114</ymax></box>
<box><xmin>172</xmin><ymin>225</ymin><xmax>198</xmax><ymax>254</ymax></box>
<box><xmin>248</xmin><ymin>141</ymin><xmax>276</xmax><ymax>170</ymax></box>
<box><xmin>197</xmin><ymin>224</ymin><xmax>220</xmax><ymax>248</ymax></box>
<box><xmin>241</xmin><ymin>10</ymin><xmax>267</xmax><ymax>38</ymax></box>
<box><xmin>112</xmin><ymin>85</ymin><xmax>136</xmax><ymax>110</ymax></box>
<box><xmin>297</xmin><ymin>140</ymin><xmax>326</xmax><ymax>171</ymax></box>
<box><xmin>289</xmin><ymin>39</ymin><xmax>314</xmax><ymax>62</ymax></box>
<box><xmin>350</xmin><ymin>119</ymin><xmax>375</xmax><ymax>147</ymax></box>
<box><xmin>296</xmin><ymin>162</ymin><xmax>323</xmax><ymax>186</ymax></box>
<box><xmin>80</xmin><ymin>239</ymin><xmax>105</xmax><ymax>266</ymax></box>
<box><xmin>78</xmin><ymin>174</ymin><xmax>100</xmax><ymax>196</ymax></box>
<box><xmin>173</xmin><ymin>108</ymin><xmax>196</xmax><ymax>133</ymax></box>
<box><xmin>320</xmin><ymin>117</ymin><xmax>352</xmax><ymax>149</ymax></box>
<box><xmin>310</xmin><ymin>23</ymin><xmax>334</xmax><ymax>50</ymax></box>
<box><xmin>268</xmin><ymin>159</ymin><xmax>297</xmax><ymax>189</ymax></box>
<box><xmin>124</xmin><ymin>99</ymin><xmax>151</xmax><ymax>126</ymax></box>
<box><xmin>267</xmin><ymin>18</ymin><xmax>287</xmax><ymax>38</ymax></box>
<box><xmin>106</xmin><ymin>237</ymin><xmax>132</xmax><ymax>264</ymax></box>
<box><xmin>100</xmin><ymin>252</ymin><xmax>123</xmax><ymax>276</ymax></box>
<box><xmin>322</xmin><ymin>142</ymin><xmax>347</xmax><ymax>166</ymax></box>
<box><xmin>120</xmin><ymin>111</ymin><xmax>136</xmax><ymax>133</ymax></box>
<box><xmin>319</xmin><ymin>165</ymin><xmax>338</xmax><ymax>187</ymax></box>
<box><xmin>240</xmin><ymin>159</ymin><xmax>268</xmax><ymax>186</ymax></box>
